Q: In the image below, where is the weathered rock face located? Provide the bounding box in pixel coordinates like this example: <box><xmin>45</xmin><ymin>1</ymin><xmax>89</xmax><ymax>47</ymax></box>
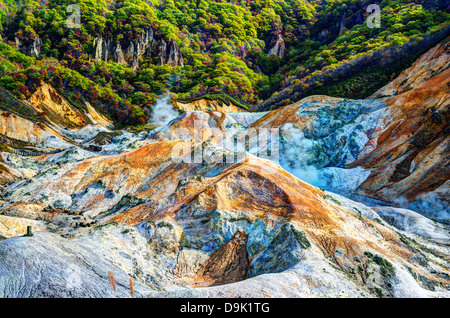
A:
<box><xmin>28</xmin><ymin>82</ymin><xmax>90</xmax><ymax>129</ymax></box>
<box><xmin>0</xmin><ymin>110</ymin><xmax>54</xmax><ymax>145</ymax></box>
<box><xmin>158</xmin><ymin>39</ymin><xmax>184</xmax><ymax>67</ymax></box>
<box><xmin>174</xmin><ymin>99</ymin><xmax>245</xmax><ymax>113</ymax></box>
<box><xmin>267</xmin><ymin>24</ymin><xmax>285</xmax><ymax>58</ymax></box>
<box><xmin>0</xmin><ymin>82</ymin><xmax>113</xmax><ymax>156</ymax></box>
<box><xmin>194</xmin><ymin>230</ymin><xmax>250</xmax><ymax>286</ymax></box>
<box><xmin>249</xmin><ymin>222</ymin><xmax>311</xmax><ymax>277</ymax></box>
<box><xmin>114</xmin><ymin>43</ymin><xmax>126</xmax><ymax>65</ymax></box>
<box><xmin>93</xmin><ymin>37</ymin><xmax>114</xmax><ymax>62</ymax></box>
<box><xmin>352</xmin><ymin>69</ymin><xmax>449</xmax><ymax>212</ymax></box>
<box><xmin>92</xmin><ymin>28</ymin><xmax>183</xmax><ymax>68</ymax></box>
<box><xmin>30</xmin><ymin>36</ymin><xmax>43</xmax><ymax>57</ymax></box>
<box><xmin>338</xmin><ymin>14</ymin><xmax>346</xmax><ymax>35</ymax></box>
<box><xmin>0</xmin><ymin>163</ymin><xmax>21</xmax><ymax>187</ymax></box>
<box><xmin>15</xmin><ymin>35</ymin><xmax>42</xmax><ymax>57</ymax></box>
<box><xmin>173</xmin><ymin>248</ymin><xmax>209</xmax><ymax>279</ymax></box>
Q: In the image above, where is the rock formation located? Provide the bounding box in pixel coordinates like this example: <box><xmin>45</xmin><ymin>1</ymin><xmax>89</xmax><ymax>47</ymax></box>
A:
<box><xmin>174</xmin><ymin>99</ymin><xmax>245</xmax><ymax>113</ymax></box>
<box><xmin>158</xmin><ymin>39</ymin><xmax>184</xmax><ymax>67</ymax></box>
<box><xmin>15</xmin><ymin>35</ymin><xmax>42</xmax><ymax>57</ymax></box>
<box><xmin>338</xmin><ymin>14</ymin><xmax>346</xmax><ymax>35</ymax></box>
<box><xmin>92</xmin><ymin>37</ymin><xmax>113</xmax><ymax>62</ymax></box>
<box><xmin>0</xmin><ymin>110</ymin><xmax>56</xmax><ymax>145</ymax></box>
<box><xmin>30</xmin><ymin>36</ymin><xmax>43</xmax><ymax>57</ymax></box>
<box><xmin>91</xmin><ymin>28</ymin><xmax>183</xmax><ymax>68</ymax></box>
<box><xmin>267</xmin><ymin>24</ymin><xmax>285</xmax><ymax>58</ymax></box>
<box><xmin>114</xmin><ymin>43</ymin><xmax>126</xmax><ymax>65</ymax></box>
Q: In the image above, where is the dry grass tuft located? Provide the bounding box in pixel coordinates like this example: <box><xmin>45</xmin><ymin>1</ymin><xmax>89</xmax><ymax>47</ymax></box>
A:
<box><xmin>129</xmin><ymin>277</ymin><xmax>135</xmax><ymax>298</ymax></box>
<box><xmin>108</xmin><ymin>271</ymin><xmax>116</xmax><ymax>291</ymax></box>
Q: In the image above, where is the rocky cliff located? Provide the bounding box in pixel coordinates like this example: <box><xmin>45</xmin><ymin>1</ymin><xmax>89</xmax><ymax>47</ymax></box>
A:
<box><xmin>174</xmin><ymin>99</ymin><xmax>245</xmax><ymax>113</ymax></box>
<box><xmin>92</xmin><ymin>27</ymin><xmax>184</xmax><ymax>69</ymax></box>
<box><xmin>266</xmin><ymin>24</ymin><xmax>286</xmax><ymax>59</ymax></box>
<box><xmin>244</xmin><ymin>69</ymin><xmax>450</xmax><ymax>223</ymax></box>
<box><xmin>353</xmin><ymin>69</ymin><xmax>449</xmax><ymax>214</ymax></box>
<box><xmin>0</xmin><ymin>110</ymin><xmax>57</xmax><ymax>145</ymax></box>
<box><xmin>15</xmin><ymin>35</ymin><xmax>42</xmax><ymax>57</ymax></box>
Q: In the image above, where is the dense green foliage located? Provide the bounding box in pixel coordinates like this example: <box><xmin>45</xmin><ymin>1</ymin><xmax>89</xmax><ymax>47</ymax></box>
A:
<box><xmin>0</xmin><ymin>0</ymin><xmax>448</xmax><ymax>125</ymax></box>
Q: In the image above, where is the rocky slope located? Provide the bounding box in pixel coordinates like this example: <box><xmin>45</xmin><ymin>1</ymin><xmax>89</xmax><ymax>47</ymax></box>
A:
<box><xmin>266</xmin><ymin>24</ymin><xmax>286</xmax><ymax>59</ymax></box>
<box><xmin>0</xmin><ymin>110</ymin><xmax>59</xmax><ymax>146</ymax></box>
<box><xmin>0</xmin><ymin>82</ymin><xmax>115</xmax><ymax>192</ymax></box>
<box><xmin>0</xmin><ymin>118</ymin><xmax>449</xmax><ymax>297</ymax></box>
<box><xmin>0</xmin><ymin>82</ymin><xmax>113</xmax><ymax>150</ymax></box>
<box><xmin>27</xmin><ymin>83</ymin><xmax>112</xmax><ymax>130</ymax></box>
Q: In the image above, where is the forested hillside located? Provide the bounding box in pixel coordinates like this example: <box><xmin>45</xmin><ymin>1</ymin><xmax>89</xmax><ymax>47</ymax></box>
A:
<box><xmin>0</xmin><ymin>0</ymin><xmax>448</xmax><ymax>124</ymax></box>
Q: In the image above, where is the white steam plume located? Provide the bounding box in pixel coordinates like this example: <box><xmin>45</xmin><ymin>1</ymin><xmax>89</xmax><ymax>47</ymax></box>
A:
<box><xmin>279</xmin><ymin>123</ymin><xmax>319</xmax><ymax>186</ymax></box>
<box><xmin>150</xmin><ymin>95</ymin><xmax>180</xmax><ymax>127</ymax></box>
